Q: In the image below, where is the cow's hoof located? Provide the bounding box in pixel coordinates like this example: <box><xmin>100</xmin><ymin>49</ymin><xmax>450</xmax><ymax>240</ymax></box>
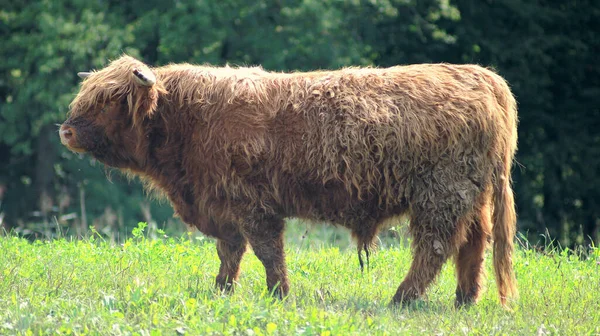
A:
<box><xmin>215</xmin><ymin>277</ymin><xmax>235</xmax><ymax>294</ymax></box>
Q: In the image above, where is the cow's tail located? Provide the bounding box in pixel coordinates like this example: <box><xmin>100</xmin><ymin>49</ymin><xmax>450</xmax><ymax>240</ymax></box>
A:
<box><xmin>490</xmin><ymin>71</ymin><xmax>519</xmax><ymax>306</ymax></box>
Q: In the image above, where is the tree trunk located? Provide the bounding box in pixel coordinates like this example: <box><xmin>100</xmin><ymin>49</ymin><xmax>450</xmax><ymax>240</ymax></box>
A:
<box><xmin>34</xmin><ymin>124</ymin><xmax>58</xmax><ymax>236</ymax></box>
<box><xmin>541</xmin><ymin>154</ymin><xmax>563</xmax><ymax>245</ymax></box>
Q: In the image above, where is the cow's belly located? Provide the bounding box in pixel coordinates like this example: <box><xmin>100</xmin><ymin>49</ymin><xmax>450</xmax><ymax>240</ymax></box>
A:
<box><xmin>277</xmin><ymin>178</ymin><xmax>409</xmax><ymax>228</ymax></box>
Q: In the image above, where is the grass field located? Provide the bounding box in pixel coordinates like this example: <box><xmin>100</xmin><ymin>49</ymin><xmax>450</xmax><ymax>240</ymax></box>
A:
<box><xmin>1</xmin><ymin>223</ymin><xmax>598</xmax><ymax>335</ymax></box>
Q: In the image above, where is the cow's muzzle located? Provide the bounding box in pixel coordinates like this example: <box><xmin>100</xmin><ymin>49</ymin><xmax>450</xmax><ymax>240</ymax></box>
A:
<box><xmin>59</xmin><ymin>124</ymin><xmax>86</xmax><ymax>153</ymax></box>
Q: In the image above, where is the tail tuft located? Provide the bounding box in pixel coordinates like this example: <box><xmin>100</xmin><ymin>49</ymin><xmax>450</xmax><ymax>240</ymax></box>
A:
<box><xmin>492</xmin><ymin>172</ymin><xmax>518</xmax><ymax>305</ymax></box>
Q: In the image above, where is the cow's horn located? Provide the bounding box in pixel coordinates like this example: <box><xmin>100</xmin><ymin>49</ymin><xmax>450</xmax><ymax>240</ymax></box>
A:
<box><xmin>77</xmin><ymin>72</ymin><xmax>91</xmax><ymax>79</ymax></box>
<box><xmin>132</xmin><ymin>68</ymin><xmax>156</xmax><ymax>86</ymax></box>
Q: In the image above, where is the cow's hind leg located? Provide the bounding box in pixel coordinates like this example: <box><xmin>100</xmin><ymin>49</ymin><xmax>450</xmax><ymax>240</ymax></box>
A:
<box><xmin>242</xmin><ymin>216</ymin><xmax>289</xmax><ymax>298</ymax></box>
<box><xmin>455</xmin><ymin>192</ymin><xmax>492</xmax><ymax>307</ymax></box>
<box><xmin>215</xmin><ymin>229</ymin><xmax>247</xmax><ymax>293</ymax></box>
<box><xmin>392</xmin><ymin>176</ymin><xmax>480</xmax><ymax>306</ymax></box>
<box><xmin>391</xmin><ymin>213</ymin><xmax>457</xmax><ymax>305</ymax></box>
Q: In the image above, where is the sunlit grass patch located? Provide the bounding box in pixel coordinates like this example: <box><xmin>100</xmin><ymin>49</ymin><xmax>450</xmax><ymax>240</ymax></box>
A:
<box><xmin>0</xmin><ymin>224</ymin><xmax>598</xmax><ymax>335</ymax></box>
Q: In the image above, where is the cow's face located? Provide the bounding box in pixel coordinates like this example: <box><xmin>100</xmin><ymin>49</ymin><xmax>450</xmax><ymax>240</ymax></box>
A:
<box><xmin>60</xmin><ymin>56</ymin><xmax>165</xmax><ymax>170</ymax></box>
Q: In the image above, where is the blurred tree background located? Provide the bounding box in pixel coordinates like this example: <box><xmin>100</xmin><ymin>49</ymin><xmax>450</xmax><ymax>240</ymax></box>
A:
<box><xmin>0</xmin><ymin>0</ymin><xmax>598</xmax><ymax>247</ymax></box>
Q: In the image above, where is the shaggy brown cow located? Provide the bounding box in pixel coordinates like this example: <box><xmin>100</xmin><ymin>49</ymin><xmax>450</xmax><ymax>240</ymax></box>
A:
<box><xmin>60</xmin><ymin>55</ymin><xmax>518</xmax><ymax>307</ymax></box>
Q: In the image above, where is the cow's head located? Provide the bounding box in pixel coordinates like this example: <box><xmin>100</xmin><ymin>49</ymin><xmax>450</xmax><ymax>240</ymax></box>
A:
<box><xmin>60</xmin><ymin>55</ymin><xmax>166</xmax><ymax>169</ymax></box>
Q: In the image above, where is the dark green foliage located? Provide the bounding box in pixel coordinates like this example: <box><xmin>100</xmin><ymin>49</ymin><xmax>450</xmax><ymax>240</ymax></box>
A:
<box><xmin>0</xmin><ymin>0</ymin><xmax>598</xmax><ymax>246</ymax></box>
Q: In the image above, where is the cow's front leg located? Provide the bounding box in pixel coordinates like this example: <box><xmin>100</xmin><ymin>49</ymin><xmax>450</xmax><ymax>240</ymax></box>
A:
<box><xmin>215</xmin><ymin>231</ymin><xmax>247</xmax><ymax>293</ymax></box>
<box><xmin>242</xmin><ymin>216</ymin><xmax>289</xmax><ymax>298</ymax></box>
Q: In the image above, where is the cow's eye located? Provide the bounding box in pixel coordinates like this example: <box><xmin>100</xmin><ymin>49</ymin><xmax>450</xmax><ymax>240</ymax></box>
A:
<box><xmin>100</xmin><ymin>106</ymin><xmax>107</xmax><ymax>113</ymax></box>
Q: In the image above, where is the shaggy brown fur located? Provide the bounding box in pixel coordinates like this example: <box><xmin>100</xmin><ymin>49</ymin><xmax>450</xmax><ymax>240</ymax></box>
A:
<box><xmin>60</xmin><ymin>55</ymin><xmax>518</xmax><ymax>307</ymax></box>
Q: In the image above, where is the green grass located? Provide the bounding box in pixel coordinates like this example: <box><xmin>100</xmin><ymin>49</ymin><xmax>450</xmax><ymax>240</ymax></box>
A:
<box><xmin>0</xmin><ymin>224</ymin><xmax>598</xmax><ymax>335</ymax></box>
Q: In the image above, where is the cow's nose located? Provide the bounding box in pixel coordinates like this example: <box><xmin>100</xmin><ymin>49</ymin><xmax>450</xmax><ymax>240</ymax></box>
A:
<box><xmin>59</xmin><ymin>124</ymin><xmax>75</xmax><ymax>144</ymax></box>
<box><xmin>60</xmin><ymin>127</ymin><xmax>73</xmax><ymax>139</ymax></box>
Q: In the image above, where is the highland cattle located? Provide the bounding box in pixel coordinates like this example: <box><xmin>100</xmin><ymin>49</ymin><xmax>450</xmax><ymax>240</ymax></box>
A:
<box><xmin>60</xmin><ymin>55</ymin><xmax>518</xmax><ymax>307</ymax></box>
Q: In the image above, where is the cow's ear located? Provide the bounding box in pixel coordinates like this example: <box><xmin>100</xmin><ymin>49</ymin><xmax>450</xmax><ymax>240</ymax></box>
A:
<box><xmin>130</xmin><ymin>67</ymin><xmax>165</xmax><ymax>125</ymax></box>
<box><xmin>132</xmin><ymin>68</ymin><xmax>156</xmax><ymax>86</ymax></box>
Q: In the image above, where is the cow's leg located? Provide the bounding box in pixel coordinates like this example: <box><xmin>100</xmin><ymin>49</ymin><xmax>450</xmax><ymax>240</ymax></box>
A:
<box><xmin>391</xmin><ymin>217</ymin><xmax>456</xmax><ymax>305</ymax></box>
<box><xmin>455</xmin><ymin>194</ymin><xmax>492</xmax><ymax>307</ymax></box>
<box><xmin>242</xmin><ymin>216</ymin><xmax>289</xmax><ymax>298</ymax></box>
<box><xmin>392</xmin><ymin>175</ymin><xmax>480</xmax><ymax>306</ymax></box>
<box><xmin>215</xmin><ymin>231</ymin><xmax>247</xmax><ymax>293</ymax></box>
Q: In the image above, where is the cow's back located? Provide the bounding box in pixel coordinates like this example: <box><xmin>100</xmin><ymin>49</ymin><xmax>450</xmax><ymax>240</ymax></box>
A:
<box><xmin>260</xmin><ymin>64</ymin><xmax>506</xmax><ymax>220</ymax></box>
